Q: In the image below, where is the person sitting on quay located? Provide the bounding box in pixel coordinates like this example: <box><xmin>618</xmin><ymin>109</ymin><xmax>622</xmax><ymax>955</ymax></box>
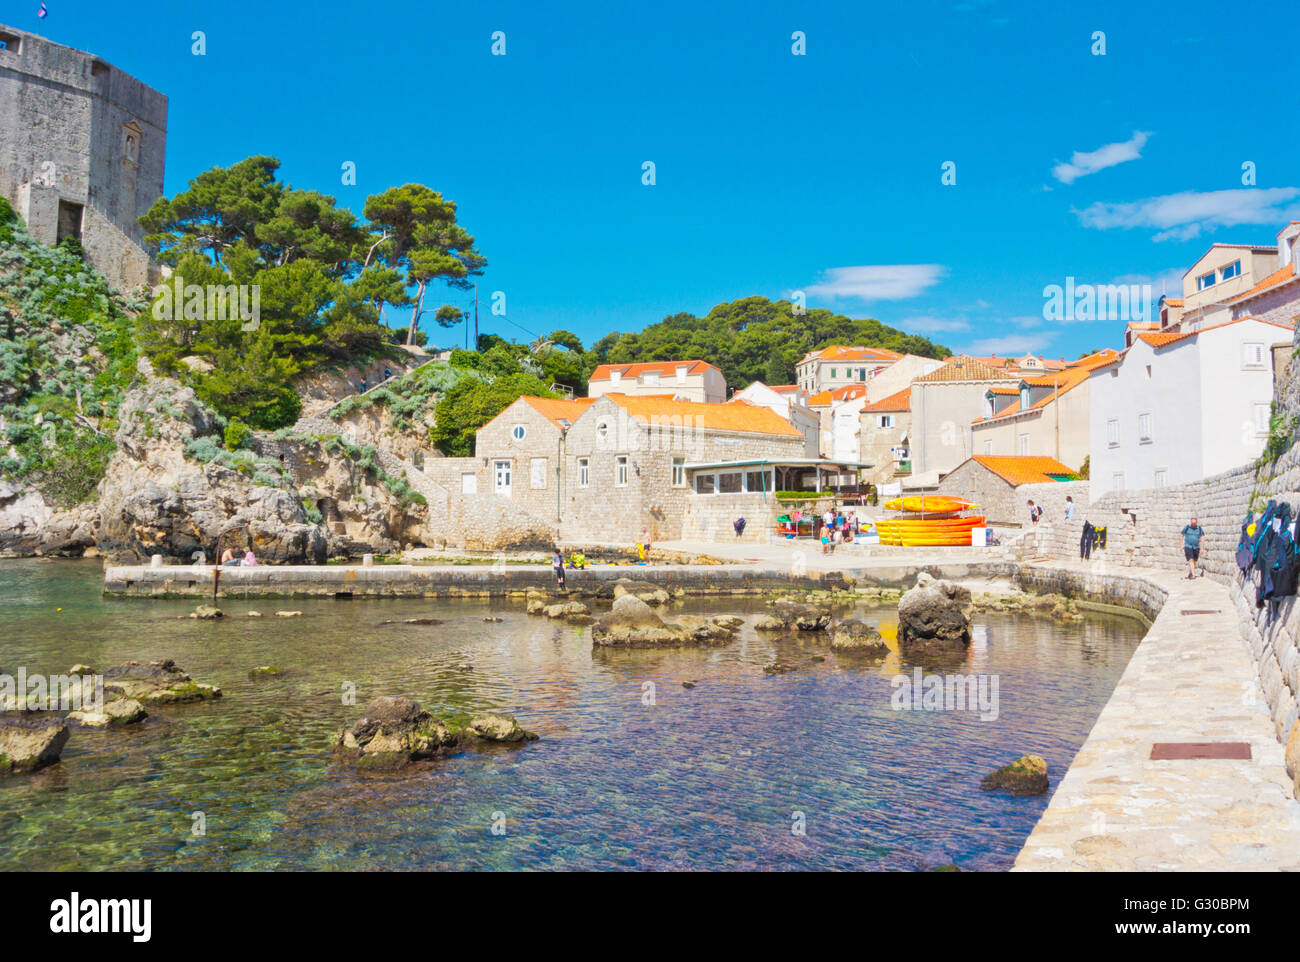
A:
<box><xmin>220</xmin><ymin>547</ymin><xmax>240</xmax><ymax>566</ymax></box>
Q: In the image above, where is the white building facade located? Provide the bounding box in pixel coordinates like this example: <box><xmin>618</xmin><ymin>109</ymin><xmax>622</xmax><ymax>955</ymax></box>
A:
<box><xmin>1087</xmin><ymin>317</ymin><xmax>1292</xmax><ymax>501</ymax></box>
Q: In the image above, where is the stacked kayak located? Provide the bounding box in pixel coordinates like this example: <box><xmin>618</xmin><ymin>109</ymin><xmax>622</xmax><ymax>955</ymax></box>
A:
<box><xmin>875</xmin><ymin>515</ymin><xmax>986</xmax><ymax>546</ymax></box>
<box><xmin>882</xmin><ymin>496</ymin><xmax>979</xmax><ymax>513</ymax></box>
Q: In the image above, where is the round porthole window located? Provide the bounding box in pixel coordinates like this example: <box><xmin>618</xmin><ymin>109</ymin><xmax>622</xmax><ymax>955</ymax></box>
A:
<box><xmin>512</xmin><ymin>425</ymin><xmax>526</xmax><ymax>441</ymax></box>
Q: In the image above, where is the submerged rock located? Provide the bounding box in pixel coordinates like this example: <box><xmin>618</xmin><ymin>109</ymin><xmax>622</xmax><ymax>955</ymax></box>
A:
<box><xmin>332</xmin><ymin>696</ymin><xmax>536</xmax><ymax>769</ymax></box>
<box><xmin>763</xmin><ymin>661</ymin><xmax>795</xmax><ymax>674</ymax></box>
<box><xmin>190</xmin><ymin>605</ymin><xmax>223</xmax><ymax>620</ymax></box>
<box><xmin>897</xmin><ymin>573</ymin><xmax>972</xmax><ymax>651</ymax></box>
<box><xmin>980</xmin><ymin>754</ymin><xmax>1049</xmax><ymax>795</ymax></box>
<box><xmin>67</xmin><ymin>698</ymin><xmax>148</xmax><ymax>728</ymax></box>
<box><xmin>102</xmin><ymin>659</ymin><xmax>222</xmax><ymax>704</ymax></box>
<box><xmin>275</xmin><ymin>610</ymin><xmax>303</xmax><ymax>618</ymax></box>
<box><xmin>0</xmin><ymin>716</ymin><xmax>69</xmax><ymax>773</ymax></box>
<box><xmin>591</xmin><ymin>596</ymin><xmax>736</xmax><ymax>648</ymax></box>
<box><xmin>542</xmin><ymin>601</ymin><xmax>590</xmax><ymax>619</ymax></box>
<box><xmin>772</xmin><ymin>599</ymin><xmax>832</xmax><ymax>631</ymax></box>
<box><xmin>830</xmin><ymin>620</ymin><xmax>889</xmax><ymax>654</ymax></box>
<box><xmin>611</xmin><ymin>579</ymin><xmax>670</xmax><ymax>605</ymax></box>
<box><xmin>248</xmin><ymin>666</ymin><xmax>286</xmax><ymax>678</ymax></box>
<box><xmin>753</xmin><ymin>614</ymin><xmax>786</xmax><ymax>631</ymax></box>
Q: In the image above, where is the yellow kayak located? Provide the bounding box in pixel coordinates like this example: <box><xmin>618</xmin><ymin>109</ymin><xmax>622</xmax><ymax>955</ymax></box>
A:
<box><xmin>883</xmin><ymin>496</ymin><xmax>979</xmax><ymax>512</ymax></box>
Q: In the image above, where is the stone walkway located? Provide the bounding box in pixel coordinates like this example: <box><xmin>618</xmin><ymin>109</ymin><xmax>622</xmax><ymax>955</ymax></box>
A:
<box><xmin>1013</xmin><ymin>562</ymin><xmax>1300</xmax><ymax>871</ymax></box>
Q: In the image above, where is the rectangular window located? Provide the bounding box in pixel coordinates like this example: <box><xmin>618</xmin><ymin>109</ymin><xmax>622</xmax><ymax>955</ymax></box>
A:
<box><xmin>858</xmin><ymin>368</ymin><xmax>867</xmax><ymax>381</ymax></box>
<box><xmin>1221</xmin><ymin>260</ymin><xmax>1242</xmax><ymax>281</ymax></box>
<box><xmin>1018</xmin><ymin>433</ymin><xmax>1030</xmax><ymax>455</ymax></box>
<box><xmin>695</xmin><ymin>474</ymin><xmax>715</xmax><ymax>494</ymax></box>
<box><xmin>0</xmin><ymin>32</ymin><xmax>22</xmax><ymax>53</ymax></box>
<box><xmin>1197</xmin><ymin>271</ymin><xmax>1216</xmax><ymax>290</ymax></box>
<box><xmin>1138</xmin><ymin>412</ymin><xmax>1152</xmax><ymax>443</ymax></box>
<box><xmin>1112</xmin><ymin>471</ymin><xmax>1125</xmax><ymax>491</ymax></box>
<box><xmin>719</xmin><ymin>472</ymin><xmax>742</xmax><ymax>494</ymax></box>
<box><xmin>1154</xmin><ymin>469</ymin><xmax>1168</xmax><ymax>488</ymax></box>
<box><xmin>493</xmin><ymin>460</ymin><xmax>512</xmax><ymax>495</ymax></box>
<box><xmin>830</xmin><ymin>368</ymin><xmax>837</xmax><ymax>379</ymax></box>
<box><xmin>615</xmin><ymin>455</ymin><xmax>629</xmax><ymax>486</ymax></box>
<box><xmin>461</xmin><ymin>473</ymin><xmax>477</xmax><ymax>494</ymax></box>
<box><xmin>877</xmin><ymin>414</ymin><xmax>894</xmax><ymax>428</ymax></box>
<box><xmin>675</xmin><ymin>366</ymin><xmax>687</xmax><ymax>383</ymax></box>
<box><xmin>1255</xmin><ymin>403</ymin><xmax>1272</xmax><ymax>435</ymax></box>
<box><xmin>1107</xmin><ymin>418</ymin><xmax>1119</xmax><ymax>447</ymax></box>
<box><xmin>56</xmin><ymin>201</ymin><xmax>84</xmax><ymax>243</ymax></box>
<box><xmin>671</xmin><ymin>457</ymin><xmax>685</xmax><ymax>486</ymax></box>
<box><xmin>530</xmin><ymin>457</ymin><xmax>547</xmax><ymax>489</ymax></box>
<box><xmin>577</xmin><ymin>457</ymin><xmax>590</xmax><ymax>487</ymax></box>
<box><xmin>745</xmin><ymin>470</ymin><xmax>767</xmax><ymax>493</ymax></box>
<box><xmin>983</xmin><ymin>439</ymin><xmax>992</xmax><ymax>455</ymax></box>
<box><xmin>642</xmin><ymin>372</ymin><xmax>659</xmax><ymax>386</ymax></box>
<box><xmin>1242</xmin><ymin>342</ymin><xmax>1266</xmax><ymax>368</ymax></box>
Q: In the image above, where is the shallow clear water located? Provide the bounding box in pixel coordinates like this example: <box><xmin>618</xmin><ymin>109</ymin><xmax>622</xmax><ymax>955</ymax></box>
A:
<box><xmin>0</xmin><ymin>559</ymin><xmax>1144</xmax><ymax>871</ymax></box>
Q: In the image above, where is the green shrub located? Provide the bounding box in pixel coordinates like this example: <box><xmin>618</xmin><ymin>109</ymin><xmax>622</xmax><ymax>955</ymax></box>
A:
<box><xmin>223</xmin><ymin>417</ymin><xmax>253</xmax><ymax>451</ymax></box>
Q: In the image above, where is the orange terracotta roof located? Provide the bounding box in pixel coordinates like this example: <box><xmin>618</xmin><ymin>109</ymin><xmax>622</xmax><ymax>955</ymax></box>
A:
<box><xmin>767</xmin><ymin>384</ymin><xmax>801</xmax><ymax>393</ymax></box>
<box><xmin>1162</xmin><ymin>298</ymin><xmax>1184</xmax><ymax>307</ymax></box>
<box><xmin>973</xmin><ymin>352</ymin><xmax>1118</xmax><ymax>424</ymax></box>
<box><xmin>915</xmin><ymin>356</ymin><xmax>1019</xmax><ymax>383</ymax></box>
<box><xmin>590</xmin><ymin>359</ymin><xmax>720</xmax><ymax>381</ymax></box>
<box><xmin>808</xmin><ymin>383</ymin><xmax>868</xmax><ymax>406</ymax></box>
<box><xmin>602</xmin><ymin>394</ymin><xmax>802</xmax><ymax>437</ymax></box>
<box><xmin>1229</xmin><ymin>263</ymin><xmax>1300</xmax><ymax>304</ymax></box>
<box><xmin>862</xmin><ymin>387</ymin><xmax>911</xmax><ymax>412</ymax></box>
<box><xmin>970</xmin><ymin>455</ymin><xmax>1077</xmax><ymax>486</ymax></box>
<box><xmin>803</xmin><ymin>345</ymin><xmax>902</xmax><ymax>364</ymax></box>
<box><xmin>987</xmin><ymin>385</ymin><xmax>1021</xmax><ymax>395</ymax></box>
<box><xmin>519</xmin><ymin>396</ymin><xmax>597</xmax><ymax>428</ymax></box>
<box><xmin>1137</xmin><ymin>316</ymin><xmax>1294</xmax><ymax>349</ymax></box>
<box><xmin>1125</xmin><ymin>321</ymin><xmax>1159</xmax><ymax>332</ymax></box>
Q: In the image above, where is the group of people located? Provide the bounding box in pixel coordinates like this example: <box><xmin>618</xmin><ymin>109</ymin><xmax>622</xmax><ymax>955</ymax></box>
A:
<box><xmin>818</xmin><ymin>507</ymin><xmax>862</xmax><ymax>554</ymax></box>
<box><xmin>219</xmin><ymin>547</ymin><xmax>258</xmax><ymax>567</ymax></box>
<box><xmin>1027</xmin><ymin>496</ymin><xmax>1076</xmax><ymax>526</ymax></box>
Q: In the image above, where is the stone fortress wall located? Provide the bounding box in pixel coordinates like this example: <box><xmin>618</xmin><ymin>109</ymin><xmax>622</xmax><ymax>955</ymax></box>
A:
<box><xmin>0</xmin><ymin>23</ymin><xmax>167</xmax><ymax>290</ymax></box>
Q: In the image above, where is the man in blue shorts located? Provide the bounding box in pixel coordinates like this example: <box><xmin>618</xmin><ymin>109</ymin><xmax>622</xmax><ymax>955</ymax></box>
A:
<box><xmin>1181</xmin><ymin>516</ymin><xmax>1205</xmax><ymax>579</ymax></box>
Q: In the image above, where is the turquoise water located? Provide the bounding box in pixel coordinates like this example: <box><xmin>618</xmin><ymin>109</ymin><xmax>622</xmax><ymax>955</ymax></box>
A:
<box><xmin>0</xmin><ymin>559</ymin><xmax>1143</xmax><ymax>871</ymax></box>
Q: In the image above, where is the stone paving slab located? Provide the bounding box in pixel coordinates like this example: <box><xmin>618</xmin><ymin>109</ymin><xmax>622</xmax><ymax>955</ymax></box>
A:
<box><xmin>1013</xmin><ymin>563</ymin><xmax>1300</xmax><ymax>871</ymax></box>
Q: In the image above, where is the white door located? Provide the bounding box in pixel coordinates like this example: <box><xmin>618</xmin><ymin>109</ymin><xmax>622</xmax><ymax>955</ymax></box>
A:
<box><xmin>494</xmin><ymin>460</ymin><xmax>512</xmax><ymax>495</ymax></box>
<box><xmin>461</xmin><ymin>473</ymin><xmax>477</xmax><ymax>494</ymax></box>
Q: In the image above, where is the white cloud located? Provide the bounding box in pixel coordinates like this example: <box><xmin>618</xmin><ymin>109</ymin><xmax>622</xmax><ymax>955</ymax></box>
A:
<box><xmin>1052</xmin><ymin>131</ymin><xmax>1151</xmax><ymax>184</ymax></box>
<box><xmin>960</xmin><ymin>334</ymin><xmax>1051</xmax><ymax>356</ymax></box>
<box><xmin>1075</xmin><ymin>187</ymin><xmax>1300</xmax><ymax>241</ymax></box>
<box><xmin>805</xmin><ymin>264</ymin><xmax>945</xmax><ymax>302</ymax></box>
<box><xmin>897</xmin><ymin>315</ymin><xmax>971</xmax><ymax>334</ymax></box>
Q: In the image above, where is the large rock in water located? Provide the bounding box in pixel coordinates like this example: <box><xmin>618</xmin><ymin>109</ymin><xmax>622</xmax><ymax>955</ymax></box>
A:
<box><xmin>980</xmin><ymin>754</ymin><xmax>1049</xmax><ymax>795</ymax></box>
<box><xmin>332</xmin><ymin>696</ymin><xmax>537</xmax><ymax>769</ymax></box>
<box><xmin>591</xmin><ymin>595</ymin><xmax>737</xmax><ymax>648</ymax></box>
<box><xmin>897</xmin><ymin>573</ymin><xmax>972</xmax><ymax>651</ymax></box>
<box><xmin>0</xmin><ymin>716</ymin><xmax>69</xmax><ymax>773</ymax></box>
<box><xmin>102</xmin><ymin>659</ymin><xmax>222</xmax><ymax>704</ymax></box>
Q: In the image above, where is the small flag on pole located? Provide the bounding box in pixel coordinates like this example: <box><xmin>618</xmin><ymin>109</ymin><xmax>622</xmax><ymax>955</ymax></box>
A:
<box><xmin>37</xmin><ymin>2</ymin><xmax>48</xmax><ymax>18</ymax></box>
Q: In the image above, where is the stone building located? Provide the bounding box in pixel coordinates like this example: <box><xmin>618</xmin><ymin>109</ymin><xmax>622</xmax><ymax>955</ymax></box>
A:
<box><xmin>796</xmin><ymin>345</ymin><xmax>900</xmax><ymax>394</ymax></box>
<box><xmin>969</xmin><ymin>349</ymin><xmax>1117</xmax><ymax>472</ymax></box>
<box><xmin>0</xmin><ymin>23</ymin><xmax>166</xmax><ymax>290</ymax></box>
<box><xmin>859</xmin><ymin>387</ymin><xmax>912</xmax><ymax>483</ymax></box>
<box><xmin>420</xmin><ymin>393</ymin><xmax>812</xmax><ymax>544</ymax></box>
<box><xmin>907</xmin><ymin>356</ymin><xmax>1019</xmax><ymax>483</ymax></box>
<box><xmin>935</xmin><ymin>455</ymin><xmax>1077</xmax><ymax>524</ymax></box>
<box><xmin>587</xmin><ymin>360</ymin><xmax>726</xmax><ymax>403</ymax></box>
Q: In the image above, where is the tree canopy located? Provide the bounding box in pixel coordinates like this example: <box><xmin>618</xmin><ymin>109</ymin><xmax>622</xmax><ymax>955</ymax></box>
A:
<box><xmin>588</xmin><ymin>296</ymin><xmax>951</xmax><ymax>389</ymax></box>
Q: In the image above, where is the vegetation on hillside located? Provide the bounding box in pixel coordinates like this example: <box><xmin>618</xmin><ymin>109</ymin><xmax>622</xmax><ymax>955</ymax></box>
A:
<box><xmin>0</xmin><ymin>196</ymin><xmax>139</xmax><ymax>505</ymax></box>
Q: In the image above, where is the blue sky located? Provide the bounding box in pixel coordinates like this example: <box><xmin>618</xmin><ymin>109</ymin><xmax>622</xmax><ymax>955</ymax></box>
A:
<box><xmin>13</xmin><ymin>0</ymin><xmax>1300</xmax><ymax>359</ymax></box>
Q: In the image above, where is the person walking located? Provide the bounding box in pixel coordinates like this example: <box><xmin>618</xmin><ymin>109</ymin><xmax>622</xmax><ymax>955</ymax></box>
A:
<box><xmin>1064</xmin><ymin>496</ymin><xmax>1075</xmax><ymax>521</ymax></box>
<box><xmin>1028</xmin><ymin>500</ymin><xmax>1043</xmax><ymax>525</ymax></box>
<box><xmin>1182</xmin><ymin>517</ymin><xmax>1206</xmax><ymax>579</ymax></box>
